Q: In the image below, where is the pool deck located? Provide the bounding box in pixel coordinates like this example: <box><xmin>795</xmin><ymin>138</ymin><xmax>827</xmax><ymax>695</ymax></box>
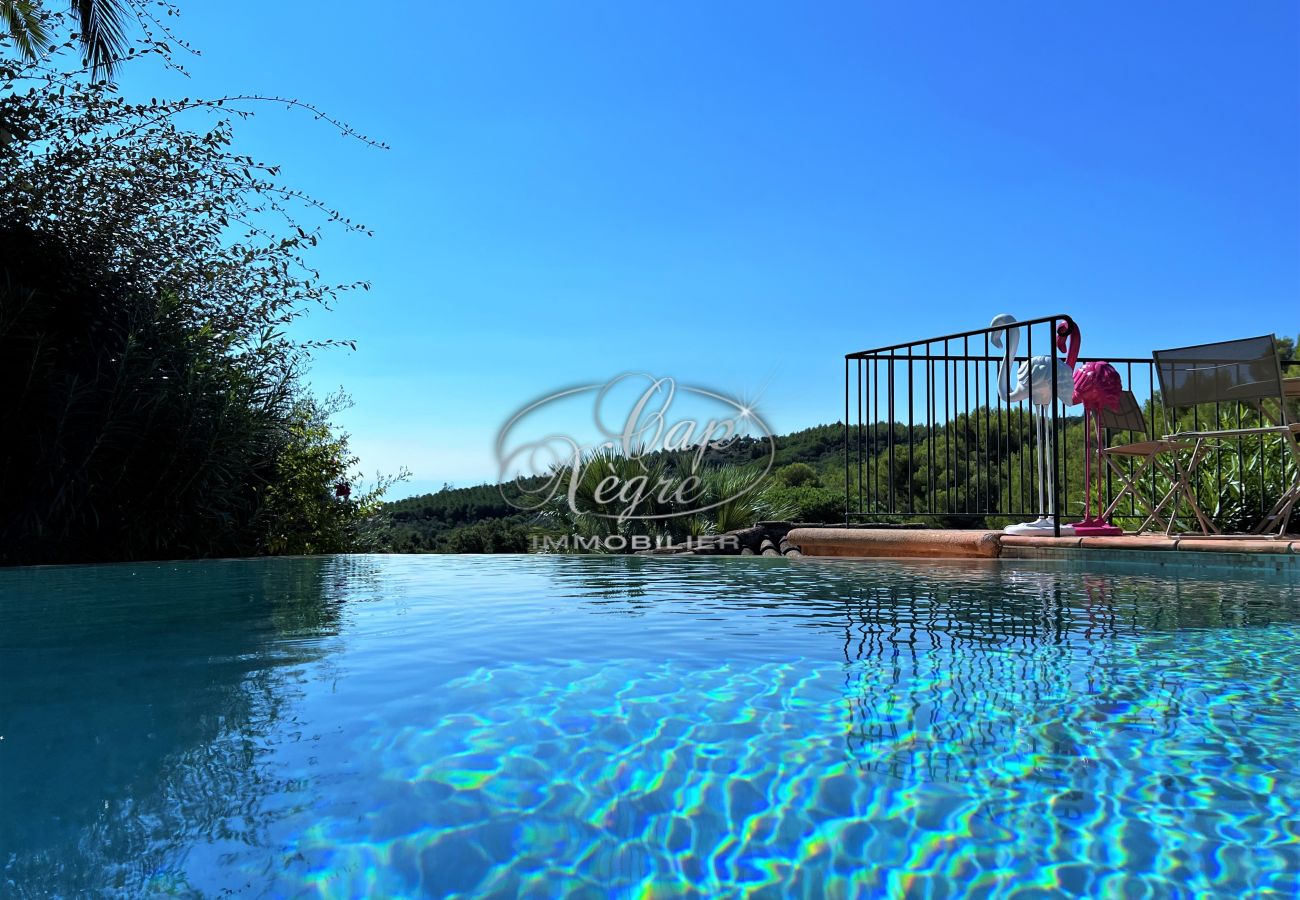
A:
<box><xmin>787</xmin><ymin>527</ymin><xmax>1300</xmax><ymax>572</ymax></box>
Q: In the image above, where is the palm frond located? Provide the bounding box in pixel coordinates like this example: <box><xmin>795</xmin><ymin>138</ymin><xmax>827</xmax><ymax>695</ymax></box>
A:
<box><xmin>70</xmin><ymin>0</ymin><xmax>130</xmax><ymax>80</ymax></box>
<box><xmin>1</xmin><ymin>0</ymin><xmax>50</xmax><ymax>61</ymax></box>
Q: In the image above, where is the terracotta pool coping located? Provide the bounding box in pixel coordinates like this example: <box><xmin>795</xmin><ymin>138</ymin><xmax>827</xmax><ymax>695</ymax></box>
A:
<box><xmin>787</xmin><ymin>527</ymin><xmax>1300</xmax><ymax>560</ymax></box>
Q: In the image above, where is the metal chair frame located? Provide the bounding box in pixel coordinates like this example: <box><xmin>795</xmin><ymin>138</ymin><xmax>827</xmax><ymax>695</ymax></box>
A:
<box><xmin>1097</xmin><ymin>391</ymin><xmax>1197</xmax><ymax>534</ymax></box>
<box><xmin>1153</xmin><ymin>335</ymin><xmax>1300</xmax><ymax>537</ymax></box>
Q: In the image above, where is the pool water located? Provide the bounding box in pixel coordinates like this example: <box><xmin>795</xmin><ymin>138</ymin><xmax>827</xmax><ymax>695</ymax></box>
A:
<box><xmin>2</xmin><ymin>555</ymin><xmax>1298</xmax><ymax>898</ymax></box>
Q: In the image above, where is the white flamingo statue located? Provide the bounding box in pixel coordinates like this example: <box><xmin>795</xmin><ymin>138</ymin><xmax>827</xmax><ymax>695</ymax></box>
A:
<box><xmin>990</xmin><ymin>313</ymin><xmax>1080</xmax><ymax>535</ymax></box>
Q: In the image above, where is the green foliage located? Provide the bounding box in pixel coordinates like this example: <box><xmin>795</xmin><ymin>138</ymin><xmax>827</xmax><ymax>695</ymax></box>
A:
<box><xmin>761</xmin><ymin>483</ymin><xmax>842</xmax><ymax>523</ymax></box>
<box><xmin>0</xmin><ymin>1</ymin><xmax>49</xmax><ymax>62</ymax></box>
<box><xmin>1142</xmin><ymin>397</ymin><xmax>1300</xmax><ymax>534</ymax></box>
<box><xmin>1277</xmin><ymin>334</ymin><xmax>1297</xmax><ymax>363</ymax></box>
<box><xmin>260</xmin><ymin>395</ymin><xmax>392</xmax><ymax>556</ymax></box>
<box><xmin>700</xmin><ymin>465</ymin><xmax>789</xmax><ymax>533</ymax></box>
<box><xmin>0</xmin><ymin>219</ymin><xmax>395</xmax><ymax>563</ymax></box>
<box><xmin>842</xmin><ymin>380</ymin><xmax>1299</xmax><ymax>534</ymax></box>
<box><xmin>379</xmin><ymin>481</ymin><xmax>539</xmax><ymax>551</ymax></box>
<box><xmin>0</xmin><ymin>1</ymin><xmax>188</xmax><ymax>81</ymax></box>
<box><xmin>540</xmin><ymin>448</ymin><xmax>683</xmax><ymax>542</ymax></box>
<box><xmin>66</xmin><ymin>0</ymin><xmax>134</xmax><ymax>79</ymax></box>
<box><xmin>844</xmin><ymin>406</ymin><xmax>1037</xmax><ymax>527</ymax></box>
<box><xmin>380</xmin><ymin>336</ymin><xmax>1298</xmax><ymax>551</ymax></box>
<box><xmin>0</xmin><ymin>21</ymin><xmax>402</xmax><ymax>564</ymax></box>
<box><xmin>385</xmin><ymin>481</ymin><xmax>531</xmax><ymax>527</ymax></box>
<box><xmin>444</xmin><ymin>519</ymin><xmax>532</xmax><ymax>554</ymax></box>
<box><xmin>2</xmin><ymin>222</ymin><xmax>255</xmax><ymax>561</ymax></box>
<box><xmin>376</xmin><ymin>442</ymin><xmax>820</xmax><ymax>553</ymax></box>
<box><xmin>774</xmin><ymin>462</ymin><xmax>819</xmax><ymax>487</ymax></box>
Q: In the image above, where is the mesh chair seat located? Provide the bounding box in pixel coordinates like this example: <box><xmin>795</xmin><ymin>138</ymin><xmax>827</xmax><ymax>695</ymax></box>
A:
<box><xmin>1154</xmin><ymin>335</ymin><xmax>1288</xmax><ymax>408</ymax></box>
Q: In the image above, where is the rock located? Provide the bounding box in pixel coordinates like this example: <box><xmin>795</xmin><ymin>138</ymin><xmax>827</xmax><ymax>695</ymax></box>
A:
<box><xmin>727</xmin><ymin>526</ymin><xmax>767</xmax><ymax>552</ymax></box>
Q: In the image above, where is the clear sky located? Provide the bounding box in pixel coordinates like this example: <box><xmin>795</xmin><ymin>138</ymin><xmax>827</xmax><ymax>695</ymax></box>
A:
<box><xmin>119</xmin><ymin>1</ymin><xmax>1299</xmax><ymax>497</ymax></box>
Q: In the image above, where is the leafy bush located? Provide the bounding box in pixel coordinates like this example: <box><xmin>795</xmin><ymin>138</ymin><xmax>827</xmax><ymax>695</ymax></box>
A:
<box><xmin>699</xmin><ymin>466</ymin><xmax>790</xmax><ymax>532</ymax></box>
<box><xmin>0</xmin><ymin>23</ymin><xmax>402</xmax><ymax>564</ymax></box>
<box><xmin>761</xmin><ymin>484</ymin><xmax>842</xmax><ymax>523</ymax></box>
<box><xmin>774</xmin><ymin>462</ymin><xmax>820</xmax><ymax>488</ymax></box>
<box><xmin>260</xmin><ymin>394</ymin><xmax>392</xmax><ymax>556</ymax></box>
<box><xmin>1</xmin><ymin>224</ymin><xmax>243</xmax><ymax>561</ymax></box>
<box><xmin>444</xmin><ymin>519</ymin><xmax>532</xmax><ymax>553</ymax></box>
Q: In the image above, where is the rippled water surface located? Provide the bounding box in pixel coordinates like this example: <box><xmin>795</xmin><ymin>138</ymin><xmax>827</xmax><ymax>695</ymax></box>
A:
<box><xmin>2</xmin><ymin>554</ymin><xmax>1299</xmax><ymax>897</ymax></box>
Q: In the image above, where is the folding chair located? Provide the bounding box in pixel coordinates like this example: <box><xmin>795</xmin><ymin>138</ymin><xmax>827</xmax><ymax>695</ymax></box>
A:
<box><xmin>1097</xmin><ymin>391</ymin><xmax>1193</xmax><ymax>534</ymax></box>
<box><xmin>1153</xmin><ymin>335</ymin><xmax>1300</xmax><ymax>537</ymax></box>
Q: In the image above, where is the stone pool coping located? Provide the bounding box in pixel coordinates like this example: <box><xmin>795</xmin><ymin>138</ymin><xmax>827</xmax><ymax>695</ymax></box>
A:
<box><xmin>786</xmin><ymin>527</ymin><xmax>1300</xmax><ymax>572</ymax></box>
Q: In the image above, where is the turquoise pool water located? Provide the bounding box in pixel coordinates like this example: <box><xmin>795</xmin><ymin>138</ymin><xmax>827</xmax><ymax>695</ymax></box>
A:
<box><xmin>2</xmin><ymin>555</ymin><xmax>1298</xmax><ymax>898</ymax></box>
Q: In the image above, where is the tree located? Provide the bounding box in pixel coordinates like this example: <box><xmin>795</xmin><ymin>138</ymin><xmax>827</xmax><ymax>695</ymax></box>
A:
<box><xmin>1278</xmin><ymin>334</ymin><xmax>1296</xmax><ymax>363</ymax></box>
<box><xmin>0</xmin><ymin>16</ymin><xmax>403</xmax><ymax>564</ymax></box>
<box><xmin>774</xmin><ymin>462</ymin><xmax>820</xmax><ymax>488</ymax></box>
<box><xmin>1</xmin><ymin>1</ymin><xmax>48</xmax><ymax>62</ymax></box>
<box><xmin>2</xmin><ymin>1</ymin><xmax>148</xmax><ymax>80</ymax></box>
<box><xmin>445</xmin><ymin>519</ymin><xmax>532</xmax><ymax>553</ymax></box>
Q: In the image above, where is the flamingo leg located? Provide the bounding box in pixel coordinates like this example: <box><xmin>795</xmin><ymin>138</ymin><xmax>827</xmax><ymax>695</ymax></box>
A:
<box><xmin>1035</xmin><ymin>410</ymin><xmax>1046</xmax><ymax>521</ymax></box>
<box><xmin>1045</xmin><ymin>409</ymin><xmax>1056</xmax><ymax>522</ymax></box>
<box><xmin>1081</xmin><ymin>408</ymin><xmax>1091</xmax><ymax>524</ymax></box>
<box><xmin>1092</xmin><ymin>413</ymin><xmax>1102</xmax><ymax>522</ymax></box>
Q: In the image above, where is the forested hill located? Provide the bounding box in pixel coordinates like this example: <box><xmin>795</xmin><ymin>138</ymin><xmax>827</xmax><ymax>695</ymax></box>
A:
<box><xmin>697</xmin><ymin>422</ymin><xmax>846</xmax><ymax>470</ymax></box>
<box><xmin>378</xmin><ymin>332</ymin><xmax>1298</xmax><ymax>554</ymax></box>
<box><xmin>378</xmin><ymin>423</ymin><xmax>848</xmax><ymax>552</ymax></box>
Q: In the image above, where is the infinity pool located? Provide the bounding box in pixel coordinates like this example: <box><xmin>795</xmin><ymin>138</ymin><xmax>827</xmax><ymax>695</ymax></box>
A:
<box><xmin>2</xmin><ymin>555</ymin><xmax>1298</xmax><ymax>897</ymax></box>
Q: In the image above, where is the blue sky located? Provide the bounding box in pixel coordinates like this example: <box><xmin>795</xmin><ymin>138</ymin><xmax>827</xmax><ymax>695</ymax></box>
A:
<box><xmin>120</xmin><ymin>1</ymin><xmax>1299</xmax><ymax>497</ymax></box>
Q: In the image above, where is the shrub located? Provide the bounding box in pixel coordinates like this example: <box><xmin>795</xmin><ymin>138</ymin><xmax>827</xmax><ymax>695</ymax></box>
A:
<box><xmin>774</xmin><ymin>462</ymin><xmax>820</xmax><ymax>488</ymax></box>
<box><xmin>761</xmin><ymin>484</ymin><xmax>843</xmax><ymax>523</ymax></box>
<box><xmin>0</xmin><ymin>31</ymin><xmax>403</xmax><ymax>564</ymax></box>
<box><xmin>444</xmin><ymin>519</ymin><xmax>532</xmax><ymax>553</ymax></box>
<box><xmin>0</xmin><ymin>222</ymin><xmax>391</xmax><ymax>563</ymax></box>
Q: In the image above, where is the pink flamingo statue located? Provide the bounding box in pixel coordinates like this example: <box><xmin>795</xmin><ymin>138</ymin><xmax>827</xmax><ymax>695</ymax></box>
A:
<box><xmin>1071</xmin><ymin>361</ymin><xmax>1124</xmax><ymax>536</ymax></box>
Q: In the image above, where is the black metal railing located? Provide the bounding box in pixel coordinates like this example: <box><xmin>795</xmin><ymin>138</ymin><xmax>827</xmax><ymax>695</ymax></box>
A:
<box><xmin>844</xmin><ymin>315</ymin><xmax>1299</xmax><ymax>535</ymax></box>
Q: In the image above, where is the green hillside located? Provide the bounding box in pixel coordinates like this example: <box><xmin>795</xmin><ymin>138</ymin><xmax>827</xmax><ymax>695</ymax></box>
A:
<box><xmin>378</xmin><ymin>333</ymin><xmax>1298</xmax><ymax>553</ymax></box>
<box><xmin>376</xmin><ymin>423</ymin><xmax>850</xmax><ymax>552</ymax></box>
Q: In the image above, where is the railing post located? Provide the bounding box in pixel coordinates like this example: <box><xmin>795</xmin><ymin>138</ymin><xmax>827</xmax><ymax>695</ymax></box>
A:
<box><xmin>860</xmin><ymin>360</ymin><xmax>867</xmax><ymax>518</ymax></box>
<box><xmin>887</xmin><ymin>353</ymin><xmax>895</xmax><ymax>517</ymax></box>
<box><xmin>844</xmin><ymin>356</ymin><xmax>850</xmax><ymax>526</ymax></box>
<box><xmin>1050</xmin><ymin>317</ymin><xmax>1061</xmax><ymax>537</ymax></box>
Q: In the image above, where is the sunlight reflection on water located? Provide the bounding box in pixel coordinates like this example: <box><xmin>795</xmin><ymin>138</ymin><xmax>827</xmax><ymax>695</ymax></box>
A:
<box><xmin>2</xmin><ymin>555</ymin><xmax>1298</xmax><ymax>897</ymax></box>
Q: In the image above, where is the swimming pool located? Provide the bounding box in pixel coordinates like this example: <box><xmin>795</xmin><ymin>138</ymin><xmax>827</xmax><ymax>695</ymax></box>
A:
<box><xmin>2</xmin><ymin>555</ymin><xmax>1298</xmax><ymax>897</ymax></box>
